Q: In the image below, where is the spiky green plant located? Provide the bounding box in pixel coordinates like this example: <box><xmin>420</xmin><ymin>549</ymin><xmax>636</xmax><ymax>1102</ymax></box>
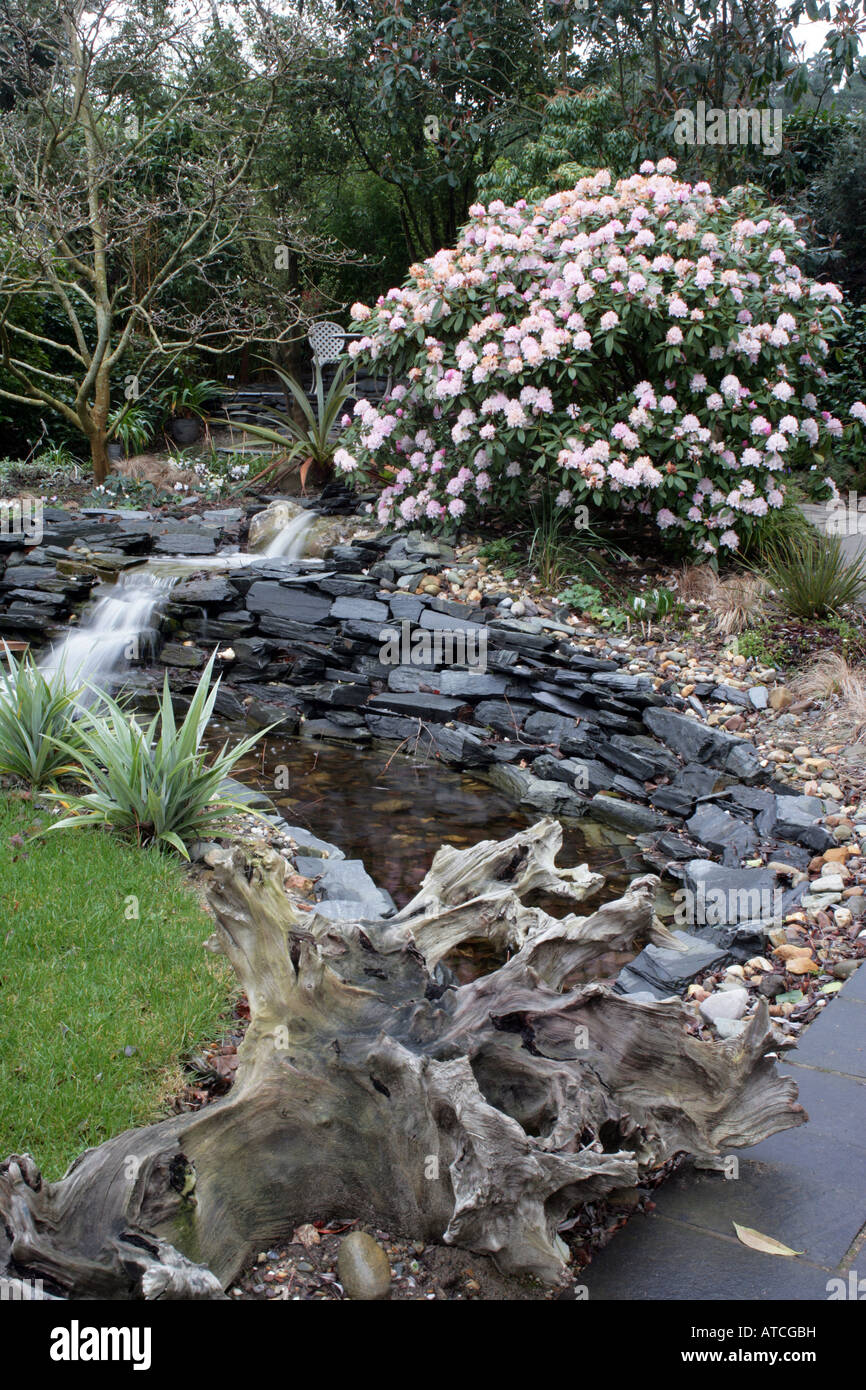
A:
<box><xmin>0</xmin><ymin>646</ymin><xmax>87</xmax><ymax>789</ymax></box>
<box><xmin>232</xmin><ymin>360</ymin><xmax>353</xmax><ymax>489</ymax></box>
<box><xmin>46</xmin><ymin>655</ymin><xmax>267</xmax><ymax>856</ymax></box>
<box><xmin>757</xmin><ymin>533</ymin><xmax>866</xmax><ymax>618</ymax></box>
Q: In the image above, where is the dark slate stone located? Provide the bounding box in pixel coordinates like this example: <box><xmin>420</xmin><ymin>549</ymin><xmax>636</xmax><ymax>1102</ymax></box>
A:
<box><xmin>643</xmin><ymin>706</ymin><xmax>761</xmax><ymax>780</ymax></box>
<box><xmin>521</xmin><ymin>709</ymin><xmax>578</xmax><ymax>742</ymax></box>
<box><xmin>617</xmin><ymin>734</ymin><xmax>681</xmax><ymax>778</ymax></box>
<box><xmin>709</xmin><ymin>683</ymin><xmax>751</xmax><ymax>706</ymax></box>
<box><xmin>475</xmin><ymin>700</ymin><xmax>533</xmax><ymax>735</ymax></box>
<box><xmin>614</xmin><ymin>931</ymin><xmax>729</xmax><ymax>999</ymax></box>
<box><xmin>0</xmin><ymin>607</ymin><xmax>54</xmax><ymax>631</ymax></box>
<box><xmin>160</xmin><ymin>642</ymin><xmax>206</xmax><ymax>667</ymax></box>
<box><xmin>531</xmin><ymin>754</ymin><xmax>577</xmax><ymax>785</ymax></box>
<box><xmin>685</xmin><ymin>804</ymin><xmax>760</xmax><ymax>864</ymax></box>
<box><xmin>365</xmin><ymin>712</ymin><xmax>429</xmax><ymax>742</ymax></box>
<box><xmin>650</xmin><ymin>787</ymin><xmax>694</xmax><ymax>817</ymax></box>
<box><xmin>170</xmin><ymin>577</ymin><xmax>235</xmax><ymax>605</ymax></box>
<box><xmin>342</xmin><ymin>618</ymin><xmax>393</xmax><ymax>642</ymax></box>
<box><xmin>389</xmin><ymin>595</ymin><xmax>424</xmax><ymax>622</ymax></box>
<box><xmin>590</xmin><ymin>670</ymin><xmax>654</xmax><ymax>695</ymax></box>
<box><xmin>488</xmin><ymin>764</ymin><xmax>588</xmax><ymax>816</ymax></box>
<box><xmin>245</xmin><ymin>699</ymin><xmax>302</xmax><ymax>732</ymax></box>
<box><xmin>306</xmin><ymin>680</ymin><xmax>370</xmax><ymax>709</ymax></box>
<box><xmin>531</xmin><ymin>689</ymin><xmax>590</xmax><ymax>720</ymax></box>
<box><xmin>386</xmin><ymin>666</ymin><xmax>507</xmax><ymax>699</ymax></box>
<box><xmin>315</xmin><ymin>575</ymin><xmax>379</xmax><ymax>598</ymax></box>
<box><xmin>774</xmin><ymin>794</ymin><xmax>834</xmax><ymax>852</ymax></box>
<box><xmin>589</xmin><ymin>795</ymin><xmax>664</xmax><ymax>833</ymax></box>
<box><xmin>301</xmin><ymin>717</ymin><xmax>372</xmax><ymax>742</ymax></box>
<box><xmin>419</xmin><ymin>608</ymin><xmax>485</xmax><ymax>635</ymax></box>
<box><xmin>329</xmin><ymin>596</ymin><xmax>389</xmax><ymax>623</ymax></box>
<box><xmin>258</xmin><ymin>616</ymin><xmax>333</xmax><ymax>642</ymax></box>
<box><xmin>681</xmin><ymin>859</ymin><xmax>776</xmax><ymax>908</ymax></box>
<box><xmin>153</xmin><ymin>532</ymin><xmax>216</xmax><ymax>555</ymax></box>
<box><xmin>419</xmin><ymin>722</ymin><xmax>493</xmax><ymax>767</ymax></box>
<box><xmin>594</xmin><ymin>738</ymin><xmax>657</xmax><ymax>782</ymax></box>
<box><xmin>672</xmin><ymin>763</ymin><xmax>725</xmax><ymax>798</ymax></box>
<box><xmin>5</xmin><ymin>589</ymin><xmax>64</xmax><ymax>608</ymax></box>
<box><xmin>367</xmin><ymin>691</ymin><xmax>466</xmax><ymax>722</ymax></box>
<box><xmin>486</xmin><ymin>625</ymin><xmax>554</xmax><ymax>653</ymax></box>
<box><xmin>555</xmin><ymin>654</ymin><xmax>620</xmax><ymax>675</ymax></box>
<box><xmin>246</xmin><ymin>582</ymin><xmax>333</xmax><ymax>624</ymax></box>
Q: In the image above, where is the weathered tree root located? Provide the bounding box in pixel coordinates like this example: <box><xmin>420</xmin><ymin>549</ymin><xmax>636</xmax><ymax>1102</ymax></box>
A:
<box><xmin>0</xmin><ymin>819</ymin><xmax>805</xmax><ymax>1298</ymax></box>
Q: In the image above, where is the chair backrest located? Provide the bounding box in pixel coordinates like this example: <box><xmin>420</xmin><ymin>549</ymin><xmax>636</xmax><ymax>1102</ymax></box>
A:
<box><xmin>308</xmin><ymin>320</ymin><xmax>346</xmax><ymax>365</ymax></box>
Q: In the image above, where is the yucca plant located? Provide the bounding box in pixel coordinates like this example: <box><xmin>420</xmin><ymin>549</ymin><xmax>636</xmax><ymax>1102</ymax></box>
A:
<box><xmin>0</xmin><ymin>645</ymin><xmax>87</xmax><ymax>789</ymax></box>
<box><xmin>231</xmin><ymin>360</ymin><xmax>353</xmax><ymax>490</ymax></box>
<box><xmin>45</xmin><ymin>655</ymin><xmax>267</xmax><ymax>856</ymax></box>
<box><xmin>756</xmin><ymin>533</ymin><xmax>866</xmax><ymax>618</ymax></box>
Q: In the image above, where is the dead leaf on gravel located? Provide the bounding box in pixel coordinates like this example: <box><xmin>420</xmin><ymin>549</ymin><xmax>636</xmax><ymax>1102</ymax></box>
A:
<box><xmin>293</xmin><ymin>1223</ymin><xmax>321</xmax><ymax>1249</ymax></box>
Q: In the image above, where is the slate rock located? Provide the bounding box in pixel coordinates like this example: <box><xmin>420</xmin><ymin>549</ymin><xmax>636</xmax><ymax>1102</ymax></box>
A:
<box><xmin>614</xmin><ymin>931</ymin><xmax>729</xmax><ymax>999</ymax></box>
<box><xmin>330</xmin><ymin>596</ymin><xmax>389</xmax><ymax>623</ymax></box>
<box><xmin>367</xmin><ymin>691</ymin><xmax>466</xmax><ymax>722</ymax></box>
<box><xmin>643</xmin><ymin>707</ymin><xmax>761</xmax><ymax>780</ymax></box>
<box><xmin>686</xmin><ymin>804</ymin><xmax>760</xmax><ymax>864</ymax></box>
<box><xmin>153</xmin><ymin>532</ymin><xmax>216</xmax><ymax>555</ymax></box>
<box><xmin>589</xmin><ymin>795</ymin><xmax>664</xmax><ymax>833</ymax></box>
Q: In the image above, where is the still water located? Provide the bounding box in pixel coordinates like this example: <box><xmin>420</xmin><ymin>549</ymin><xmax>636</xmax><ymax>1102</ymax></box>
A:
<box><xmin>225</xmin><ymin>731</ymin><xmax>647</xmax><ymax>985</ymax></box>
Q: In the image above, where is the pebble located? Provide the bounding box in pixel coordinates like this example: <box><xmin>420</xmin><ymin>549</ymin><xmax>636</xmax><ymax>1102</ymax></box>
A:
<box><xmin>337</xmin><ymin>1232</ymin><xmax>392</xmax><ymax>1301</ymax></box>
<box><xmin>699</xmin><ymin>988</ymin><xmax>748</xmax><ymax>1023</ymax></box>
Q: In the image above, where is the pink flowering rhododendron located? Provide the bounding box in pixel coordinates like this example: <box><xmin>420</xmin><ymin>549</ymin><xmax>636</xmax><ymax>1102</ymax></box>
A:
<box><xmin>336</xmin><ymin>162</ymin><xmax>857</xmax><ymax>555</ymax></box>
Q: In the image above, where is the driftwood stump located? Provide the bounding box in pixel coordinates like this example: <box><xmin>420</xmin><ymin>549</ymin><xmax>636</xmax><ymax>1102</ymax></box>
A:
<box><xmin>0</xmin><ymin>819</ymin><xmax>805</xmax><ymax>1298</ymax></box>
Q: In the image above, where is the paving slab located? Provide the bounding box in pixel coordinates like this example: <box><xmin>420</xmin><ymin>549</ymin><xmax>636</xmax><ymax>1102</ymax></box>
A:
<box><xmin>582</xmin><ymin>1212</ymin><xmax>835</xmax><ymax>1301</ymax></box>
<box><xmin>791</xmin><ymin>995</ymin><xmax>866</xmax><ymax>1079</ymax></box>
<box><xmin>583</xmin><ymin>962</ymin><xmax>866</xmax><ymax>1298</ymax></box>
<box><xmin>649</xmin><ymin>1129</ymin><xmax>866</xmax><ymax>1268</ymax></box>
<box><xmin>777</xmin><ymin>1063</ymin><xmax>866</xmax><ymax>1147</ymax></box>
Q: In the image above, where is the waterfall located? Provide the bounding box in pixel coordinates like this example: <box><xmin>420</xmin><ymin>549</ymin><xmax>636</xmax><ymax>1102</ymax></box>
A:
<box><xmin>264</xmin><ymin>510</ymin><xmax>314</xmax><ymax>558</ymax></box>
<box><xmin>41</xmin><ymin>569</ymin><xmax>177</xmax><ymax>691</ymax></box>
<box><xmin>38</xmin><ymin>506</ymin><xmax>317</xmax><ymax>694</ymax></box>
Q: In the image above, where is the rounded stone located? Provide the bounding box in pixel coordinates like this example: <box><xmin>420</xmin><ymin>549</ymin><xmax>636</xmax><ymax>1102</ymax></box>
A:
<box><xmin>337</xmin><ymin>1232</ymin><xmax>392</xmax><ymax>1301</ymax></box>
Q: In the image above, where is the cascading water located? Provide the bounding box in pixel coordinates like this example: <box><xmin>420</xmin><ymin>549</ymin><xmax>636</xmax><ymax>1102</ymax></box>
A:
<box><xmin>263</xmin><ymin>509</ymin><xmax>314</xmax><ymax>559</ymax></box>
<box><xmin>39</xmin><ymin>505</ymin><xmax>317</xmax><ymax>692</ymax></box>
<box><xmin>41</xmin><ymin>569</ymin><xmax>177</xmax><ymax>690</ymax></box>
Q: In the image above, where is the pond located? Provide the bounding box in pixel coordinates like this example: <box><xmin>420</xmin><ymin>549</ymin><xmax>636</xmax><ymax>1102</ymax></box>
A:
<box><xmin>222</xmin><ymin>728</ymin><xmax>650</xmax><ymax>986</ymax></box>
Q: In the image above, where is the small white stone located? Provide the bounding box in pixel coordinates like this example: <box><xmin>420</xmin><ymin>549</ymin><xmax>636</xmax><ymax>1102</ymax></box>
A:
<box><xmin>714</xmin><ymin>1017</ymin><xmax>748</xmax><ymax>1040</ymax></box>
<box><xmin>810</xmin><ymin>874</ymin><xmax>845</xmax><ymax>894</ymax></box>
<box><xmin>699</xmin><ymin>987</ymin><xmax>748</xmax><ymax>1023</ymax></box>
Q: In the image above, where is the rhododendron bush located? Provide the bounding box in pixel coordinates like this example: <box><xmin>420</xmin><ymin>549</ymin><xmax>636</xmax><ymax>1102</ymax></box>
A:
<box><xmin>336</xmin><ymin>159</ymin><xmax>865</xmax><ymax>557</ymax></box>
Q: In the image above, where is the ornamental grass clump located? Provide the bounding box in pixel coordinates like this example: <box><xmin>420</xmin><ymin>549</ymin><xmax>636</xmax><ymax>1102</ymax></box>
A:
<box><xmin>47</xmin><ymin>655</ymin><xmax>265</xmax><ymax>856</ymax></box>
<box><xmin>0</xmin><ymin>645</ymin><xmax>86</xmax><ymax>789</ymax></box>
<box><xmin>337</xmin><ymin>160</ymin><xmax>865</xmax><ymax>558</ymax></box>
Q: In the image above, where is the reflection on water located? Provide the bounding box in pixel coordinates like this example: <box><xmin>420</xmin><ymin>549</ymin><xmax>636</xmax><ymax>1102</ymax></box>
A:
<box><xmin>222</xmin><ymin>731</ymin><xmax>646</xmax><ymax>983</ymax></box>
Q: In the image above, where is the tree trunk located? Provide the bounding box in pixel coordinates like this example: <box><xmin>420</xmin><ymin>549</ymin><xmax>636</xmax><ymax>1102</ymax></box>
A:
<box><xmin>88</xmin><ymin>430</ymin><xmax>110</xmax><ymax>486</ymax></box>
<box><xmin>0</xmin><ymin>820</ymin><xmax>805</xmax><ymax>1300</ymax></box>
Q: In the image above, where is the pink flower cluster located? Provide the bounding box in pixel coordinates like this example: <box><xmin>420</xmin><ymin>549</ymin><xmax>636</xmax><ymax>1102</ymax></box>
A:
<box><xmin>338</xmin><ymin>161</ymin><xmax>854</xmax><ymax>553</ymax></box>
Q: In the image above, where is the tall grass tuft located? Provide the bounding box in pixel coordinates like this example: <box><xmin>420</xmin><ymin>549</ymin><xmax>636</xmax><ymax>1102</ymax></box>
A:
<box><xmin>46</xmin><ymin>655</ymin><xmax>266</xmax><ymax>856</ymax></box>
<box><xmin>0</xmin><ymin>645</ymin><xmax>87</xmax><ymax>789</ymax></box>
<box><xmin>757</xmin><ymin>533</ymin><xmax>866</xmax><ymax>618</ymax></box>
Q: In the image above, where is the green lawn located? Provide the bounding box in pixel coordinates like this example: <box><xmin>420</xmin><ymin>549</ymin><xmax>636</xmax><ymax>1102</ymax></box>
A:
<box><xmin>0</xmin><ymin>791</ymin><xmax>233</xmax><ymax>1179</ymax></box>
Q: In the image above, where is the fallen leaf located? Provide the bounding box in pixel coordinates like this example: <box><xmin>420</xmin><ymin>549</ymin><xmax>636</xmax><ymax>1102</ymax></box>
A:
<box><xmin>776</xmin><ymin>990</ymin><xmax>804</xmax><ymax>1005</ymax></box>
<box><xmin>733</xmin><ymin>1223</ymin><xmax>803</xmax><ymax>1257</ymax></box>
